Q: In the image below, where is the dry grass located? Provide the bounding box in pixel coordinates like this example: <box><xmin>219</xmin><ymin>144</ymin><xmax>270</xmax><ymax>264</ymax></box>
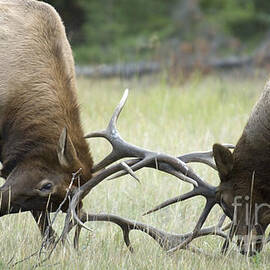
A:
<box><xmin>1</xmin><ymin>72</ymin><xmax>270</xmax><ymax>269</ymax></box>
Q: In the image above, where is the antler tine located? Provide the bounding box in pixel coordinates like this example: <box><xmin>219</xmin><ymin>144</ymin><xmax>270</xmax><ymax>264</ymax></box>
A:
<box><xmin>85</xmin><ymin>89</ymin><xmax>129</xmax><ymax>140</ymax></box>
<box><xmin>84</xmin><ymin>90</ymin><xmax>129</xmax><ymax>173</ymax></box>
<box><xmin>88</xmin><ymin>152</ymin><xmax>121</xmax><ymax>173</ymax></box>
<box><xmin>144</xmin><ymin>174</ymin><xmax>216</xmax><ymax>216</ymax></box>
<box><xmin>217</xmin><ymin>214</ymin><xmax>227</xmax><ymax>228</ymax></box>
<box><xmin>180</xmin><ymin>151</ymin><xmax>216</xmax><ymax>170</ymax></box>
<box><xmin>143</xmin><ymin>190</ymin><xmax>200</xmax><ymax>216</ymax></box>
<box><xmin>108</xmin><ymin>156</ymin><xmax>199</xmax><ymax>187</ymax></box>
<box><xmin>120</xmin><ymin>161</ymin><xmax>140</xmax><ymax>183</ymax></box>
<box><xmin>139</xmin><ymin>145</ymin><xmax>236</xmax><ymax>220</ymax></box>
<box><xmin>179</xmin><ymin>144</ymin><xmax>235</xmax><ymax>170</ymax></box>
<box><xmin>108</xmin><ymin>88</ymin><xmax>129</xmax><ymax>133</ymax></box>
<box><xmin>167</xmin><ymin>198</ymin><xmax>217</xmax><ymax>253</ymax></box>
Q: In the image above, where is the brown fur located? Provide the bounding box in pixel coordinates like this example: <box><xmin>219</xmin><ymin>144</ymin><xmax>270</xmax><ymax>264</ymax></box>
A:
<box><xmin>213</xmin><ymin>81</ymin><xmax>270</xmax><ymax>254</ymax></box>
<box><xmin>0</xmin><ymin>0</ymin><xmax>93</xmax><ymax>218</ymax></box>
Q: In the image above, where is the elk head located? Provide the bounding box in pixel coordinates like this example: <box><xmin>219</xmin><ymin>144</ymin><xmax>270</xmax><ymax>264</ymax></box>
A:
<box><xmin>213</xmin><ymin>143</ymin><xmax>269</xmax><ymax>255</ymax></box>
<box><xmin>0</xmin><ymin>127</ymin><xmax>90</xmax><ymax>216</ymax></box>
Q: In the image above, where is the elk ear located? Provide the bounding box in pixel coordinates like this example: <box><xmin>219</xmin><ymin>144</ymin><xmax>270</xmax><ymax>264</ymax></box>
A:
<box><xmin>213</xmin><ymin>143</ymin><xmax>233</xmax><ymax>181</ymax></box>
<box><xmin>57</xmin><ymin>128</ymin><xmax>78</xmax><ymax>168</ymax></box>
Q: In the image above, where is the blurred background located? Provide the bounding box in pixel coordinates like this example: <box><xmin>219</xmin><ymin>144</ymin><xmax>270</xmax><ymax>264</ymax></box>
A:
<box><xmin>44</xmin><ymin>0</ymin><xmax>270</xmax><ymax>79</ymax></box>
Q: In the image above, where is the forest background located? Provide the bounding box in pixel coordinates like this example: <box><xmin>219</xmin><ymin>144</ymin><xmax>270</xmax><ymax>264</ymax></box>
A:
<box><xmin>44</xmin><ymin>0</ymin><xmax>270</xmax><ymax>67</ymax></box>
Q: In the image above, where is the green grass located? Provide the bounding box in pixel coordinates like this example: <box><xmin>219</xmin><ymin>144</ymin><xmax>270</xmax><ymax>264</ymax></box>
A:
<box><xmin>1</xmin><ymin>73</ymin><xmax>270</xmax><ymax>269</ymax></box>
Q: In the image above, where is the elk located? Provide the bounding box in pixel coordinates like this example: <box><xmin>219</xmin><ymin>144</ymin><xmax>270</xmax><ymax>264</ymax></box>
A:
<box><xmin>0</xmin><ymin>0</ymin><xmax>93</xmax><ymax>241</ymax></box>
<box><xmin>212</xmin><ymin>81</ymin><xmax>270</xmax><ymax>255</ymax></box>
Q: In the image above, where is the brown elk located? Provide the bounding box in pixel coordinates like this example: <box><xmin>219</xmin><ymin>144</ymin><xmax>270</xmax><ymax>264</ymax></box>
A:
<box><xmin>0</xmin><ymin>0</ymin><xmax>93</xmax><ymax>241</ymax></box>
<box><xmin>212</xmin><ymin>81</ymin><xmax>270</xmax><ymax>255</ymax></box>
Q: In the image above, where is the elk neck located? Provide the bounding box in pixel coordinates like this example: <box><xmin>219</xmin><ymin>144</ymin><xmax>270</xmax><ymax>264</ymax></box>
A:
<box><xmin>231</xmin><ymin>83</ymin><xmax>270</xmax><ymax>200</ymax></box>
<box><xmin>0</xmin><ymin>79</ymin><xmax>93</xmax><ymax>185</ymax></box>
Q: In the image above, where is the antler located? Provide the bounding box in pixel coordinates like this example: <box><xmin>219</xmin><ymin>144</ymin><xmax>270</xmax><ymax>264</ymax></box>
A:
<box><xmin>86</xmin><ymin>89</ymin><xmax>201</xmax><ymax>187</ymax></box>
<box><xmin>141</xmin><ymin>145</ymin><xmax>235</xmax><ymax>251</ymax></box>
<box><xmin>58</xmin><ymin>90</ymin><xmax>234</xmax><ymax>252</ymax></box>
<box><xmin>179</xmin><ymin>144</ymin><xmax>234</xmax><ymax>170</ymax></box>
<box><xmin>68</xmin><ymin>211</ymin><xmax>229</xmax><ymax>253</ymax></box>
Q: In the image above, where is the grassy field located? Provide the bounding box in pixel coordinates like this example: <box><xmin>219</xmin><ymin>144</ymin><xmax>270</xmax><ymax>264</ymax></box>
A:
<box><xmin>1</xmin><ymin>72</ymin><xmax>270</xmax><ymax>269</ymax></box>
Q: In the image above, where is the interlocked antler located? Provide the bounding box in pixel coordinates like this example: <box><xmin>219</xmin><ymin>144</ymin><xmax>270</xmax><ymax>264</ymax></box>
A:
<box><xmin>59</xmin><ymin>89</ymin><xmax>233</xmax><ymax>252</ymax></box>
<box><xmin>70</xmin><ymin>212</ymin><xmax>229</xmax><ymax>253</ymax></box>
<box><xmin>86</xmin><ymin>89</ymin><xmax>199</xmax><ymax>187</ymax></box>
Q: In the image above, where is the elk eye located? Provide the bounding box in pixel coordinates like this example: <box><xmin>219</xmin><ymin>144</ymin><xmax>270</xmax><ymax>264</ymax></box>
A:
<box><xmin>40</xmin><ymin>183</ymin><xmax>53</xmax><ymax>191</ymax></box>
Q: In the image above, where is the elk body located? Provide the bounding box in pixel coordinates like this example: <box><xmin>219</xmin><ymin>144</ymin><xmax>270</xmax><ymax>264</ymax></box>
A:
<box><xmin>0</xmin><ymin>0</ymin><xmax>93</xmax><ymax>239</ymax></box>
<box><xmin>213</xmin><ymin>81</ymin><xmax>270</xmax><ymax>255</ymax></box>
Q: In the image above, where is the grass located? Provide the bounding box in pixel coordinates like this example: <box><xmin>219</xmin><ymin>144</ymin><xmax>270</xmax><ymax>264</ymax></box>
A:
<box><xmin>1</xmin><ymin>72</ymin><xmax>270</xmax><ymax>269</ymax></box>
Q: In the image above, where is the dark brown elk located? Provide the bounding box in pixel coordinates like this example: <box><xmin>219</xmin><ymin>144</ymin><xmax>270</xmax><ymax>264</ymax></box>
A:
<box><xmin>212</xmin><ymin>81</ymin><xmax>270</xmax><ymax>255</ymax></box>
<box><xmin>0</xmin><ymin>0</ymin><xmax>93</xmax><ymax>240</ymax></box>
